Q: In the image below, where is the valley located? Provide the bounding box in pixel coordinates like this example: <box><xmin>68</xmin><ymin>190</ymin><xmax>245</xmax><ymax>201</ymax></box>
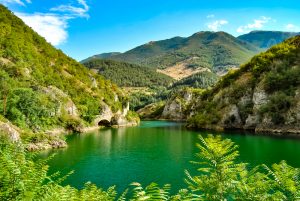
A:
<box><xmin>82</xmin><ymin>29</ymin><xmax>300</xmax><ymax>134</ymax></box>
<box><xmin>1</xmin><ymin>1</ymin><xmax>300</xmax><ymax>200</ymax></box>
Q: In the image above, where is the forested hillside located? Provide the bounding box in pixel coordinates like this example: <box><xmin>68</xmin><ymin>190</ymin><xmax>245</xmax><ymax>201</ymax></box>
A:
<box><xmin>186</xmin><ymin>35</ymin><xmax>300</xmax><ymax>133</ymax></box>
<box><xmin>107</xmin><ymin>32</ymin><xmax>259</xmax><ymax>71</ymax></box>
<box><xmin>83</xmin><ymin>32</ymin><xmax>260</xmax><ymax>80</ymax></box>
<box><xmin>82</xmin><ymin>58</ymin><xmax>174</xmax><ymax>87</ymax></box>
<box><xmin>0</xmin><ymin>5</ymin><xmax>137</xmax><ymax>149</ymax></box>
<box><xmin>140</xmin><ymin>35</ymin><xmax>300</xmax><ymax>134</ymax></box>
<box><xmin>171</xmin><ymin>71</ymin><xmax>218</xmax><ymax>88</ymax></box>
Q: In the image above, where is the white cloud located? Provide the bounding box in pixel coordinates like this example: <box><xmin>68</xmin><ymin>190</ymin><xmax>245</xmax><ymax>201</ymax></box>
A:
<box><xmin>237</xmin><ymin>16</ymin><xmax>271</xmax><ymax>33</ymax></box>
<box><xmin>9</xmin><ymin>0</ymin><xmax>90</xmax><ymax>46</ymax></box>
<box><xmin>206</xmin><ymin>14</ymin><xmax>215</xmax><ymax>19</ymax></box>
<box><xmin>207</xmin><ymin>20</ymin><xmax>228</xmax><ymax>32</ymax></box>
<box><xmin>51</xmin><ymin>0</ymin><xmax>89</xmax><ymax>18</ymax></box>
<box><xmin>0</xmin><ymin>0</ymin><xmax>29</xmax><ymax>6</ymax></box>
<box><xmin>285</xmin><ymin>24</ymin><xmax>300</xmax><ymax>32</ymax></box>
<box><xmin>16</xmin><ymin>13</ymin><xmax>68</xmax><ymax>46</ymax></box>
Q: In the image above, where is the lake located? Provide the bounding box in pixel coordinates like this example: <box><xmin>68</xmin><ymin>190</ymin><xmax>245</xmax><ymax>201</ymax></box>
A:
<box><xmin>39</xmin><ymin>121</ymin><xmax>300</xmax><ymax>193</ymax></box>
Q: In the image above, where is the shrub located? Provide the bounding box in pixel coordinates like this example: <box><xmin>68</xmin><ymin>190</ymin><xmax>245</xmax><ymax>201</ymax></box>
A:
<box><xmin>126</xmin><ymin>111</ymin><xmax>140</xmax><ymax>123</ymax></box>
<box><xmin>260</xmin><ymin>92</ymin><xmax>293</xmax><ymax>124</ymax></box>
<box><xmin>60</xmin><ymin>116</ymin><xmax>84</xmax><ymax>132</ymax></box>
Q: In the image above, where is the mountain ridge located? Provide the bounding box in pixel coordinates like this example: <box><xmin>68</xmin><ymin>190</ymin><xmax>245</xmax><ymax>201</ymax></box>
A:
<box><xmin>82</xmin><ymin>30</ymin><xmax>299</xmax><ymax>83</ymax></box>
<box><xmin>238</xmin><ymin>30</ymin><xmax>299</xmax><ymax>48</ymax></box>
<box><xmin>81</xmin><ymin>52</ymin><xmax>121</xmax><ymax>63</ymax></box>
<box><xmin>82</xmin><ymin>31</ymin><xmax>261</xmax><ymax>74</ymax></box>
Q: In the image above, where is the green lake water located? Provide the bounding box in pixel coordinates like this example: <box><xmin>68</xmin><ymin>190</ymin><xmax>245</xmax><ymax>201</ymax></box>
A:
<box><xmin>39</xmin><ymin>121</ymin><xmax>300</xmax><ymax>193</ymax></box>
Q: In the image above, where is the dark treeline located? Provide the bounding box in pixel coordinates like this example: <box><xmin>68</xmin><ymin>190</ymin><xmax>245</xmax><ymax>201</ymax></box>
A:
<box><xmin>83</xmin><ymin>59</ymin><xmax>174</xmax><ymax>87</ymax></box>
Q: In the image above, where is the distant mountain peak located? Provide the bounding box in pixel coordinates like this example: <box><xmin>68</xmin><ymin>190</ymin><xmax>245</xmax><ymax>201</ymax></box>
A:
<box><xmin>238</xmin><ymin>30</ymin><xmax>299</xmax><ymax>48</ymax></box>
<box><xmin>82</xmin><ymin>30</ymin><xmax>298</xmax><ymax>80</ymax></box>
<box><xmin>81</xmin><ymin>52</ymin><xmax>121</xmax><ymax>63</ymax></box>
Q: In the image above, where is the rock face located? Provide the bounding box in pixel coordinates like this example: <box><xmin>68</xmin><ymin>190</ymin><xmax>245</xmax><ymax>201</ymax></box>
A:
<box><xmin>252</xmin><ymin>86</ymin><xmax>269</xmax><ymax>110</ymax></box>
<box><xmin>40</xmin><ymin>86</ymin><xmax>78</xmax><ymax>117</ymax></box>
<box><xmin>161</xmin><ymin>90</ymin><xmax>194</xmax><ymax>120</ymax></box>
<box><xmin>40</xmin><ymin>86</ymin><xmax>138</xmax><ymax>128</ymax></box>
<box><xmin>94</xmin><ymin>102</ymin><xmax>138</xmax><ymax>127</ymax></box>
<box><xmin>0</xmin><ymin>118</ymin><xmax>67</xmax><ymax>151</ymax></box>
<box><xmin>167</xmin><ymin>35</ymin><xmax>300</xmax><ymax>135</ymax></box>
<box><xmin>111</xmin><ymin>114</ymin><xmax>128</xmax><ymax>126</ymax></box>
<box><xmin>26</xmin><ymin>139</ymin><xmax>67</xmax><ymax>151</ymax></box>
<box><xmin>0</xmin><ymin>121</ymin><xmax>20</xmax><ymax>142</ymax></box>
<box><xmin>162</xmin><ymin>99</ymin><xmax>184</xmax><ymax>120</ymax></box>
<box><xmin>89</xmin><ymin>74</ymin><xmax>98</xmax><ymax>88</ymax></box>
<box><xmin>93</xmin><ymin>102</ymin><xmax>114</xmax><ymax>126</ymax></box>
<box><xmin>221</xmin><ymin>104</ymin><xmax>242</xmax><ymax>128</ymax></box>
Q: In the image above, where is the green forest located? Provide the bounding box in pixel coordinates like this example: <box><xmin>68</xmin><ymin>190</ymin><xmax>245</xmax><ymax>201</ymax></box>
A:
<box><xmin>171</xmin><ymin>71</ymin><xmax>218</xmax><ymax>89</ymax></box>
<box><xmin>82</xmin><ymin>58</ymin><xmax>174</xmax><ymax>87</ymax></box>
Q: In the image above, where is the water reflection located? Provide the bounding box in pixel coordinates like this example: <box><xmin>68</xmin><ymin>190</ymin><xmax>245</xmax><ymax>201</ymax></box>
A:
<box><xmin>39</xmin><ymin>121</ymin><xmax>300</xmax><ymax>193</ymax></box>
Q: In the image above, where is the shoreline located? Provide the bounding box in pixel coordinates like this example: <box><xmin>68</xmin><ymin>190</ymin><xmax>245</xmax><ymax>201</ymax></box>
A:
<box><xmin>27</xmin><ymin>122</ymin><xmax>140</xmax><ymax>151</ymax></box>
<box><xmin>28</xmin><ymin>120</ymin><xmax>300</xmax><ymax>151</ymax></box>
<box><xmin>140</xmin><ymin>118</ymin><xmax>300</xmax><ymax>138</ymax></box>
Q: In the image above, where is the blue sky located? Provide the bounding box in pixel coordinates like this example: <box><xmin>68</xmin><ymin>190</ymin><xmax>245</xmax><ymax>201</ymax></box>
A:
<box><xmin>1</xmin><ymin>0</ymin><xmax>300</xmax><ymax>61</ymax></box>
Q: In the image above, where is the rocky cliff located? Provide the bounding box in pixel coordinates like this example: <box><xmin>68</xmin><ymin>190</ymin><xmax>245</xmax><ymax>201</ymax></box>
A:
<box><xmin>145</xmin><ymin>36</ymin><xmax>300</xmax><ymax>135</ymax></box>
<box><xmin>188</xmin><ymin>36</ymin><xmax>300</xmax><ymax>134</ymax></box>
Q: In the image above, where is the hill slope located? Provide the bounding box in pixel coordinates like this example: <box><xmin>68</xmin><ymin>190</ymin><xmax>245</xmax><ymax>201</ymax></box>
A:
<box><xmin>82</xmin><ymin>58</ymin><xmax>174</xmax><ymax>87</ymax></box>
<box><xmin>238</xmin><ymin>30</ymin><xmax>299</xmax><ymax>49</ymax></box>
<box><xmin>0</xmin><ymin>5</ymin><xmax>138</xmax><ymax>149</ymax></box>
<box><xmin>141</xmin><ymin>36</ymin><xmax>300</xmax><ymax>134</ymax></box>
<box><xmin>184</xmin><ymin>35</ymin><xmax>300</xmax><ymax>133</ymax></box>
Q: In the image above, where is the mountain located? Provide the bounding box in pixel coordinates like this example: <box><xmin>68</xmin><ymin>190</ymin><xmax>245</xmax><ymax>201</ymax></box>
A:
<box><xmin>154</xmin><ymin>35</ymin><xmax>300</xmax><ymax>134</ymax></box>
<box><xmin>83</xmin><ymin>31</ymin><xmax>261</xmax><ymax>80</ymax></box>
<box><xmin>238</xmin><ymin>30</ymin><xmax>299</xmax><ymax>49</ymax></box>
<box><xmin>0</xmin><ymin>5</ymin><xmax>138</xmax><ymax>150</ymax></box>
<box><xmin>81</xmin><ymin>52</ymin><xmax>121</xmax><ymax>63</ymax></box>
<box><xmin>82</xmin><ymin>58</ymin><xmax>174</xmax><ymax>87</ymax></box>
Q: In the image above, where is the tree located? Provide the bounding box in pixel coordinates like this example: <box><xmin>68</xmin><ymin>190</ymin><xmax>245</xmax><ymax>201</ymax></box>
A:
<box><xmin>185</xmin><ymin>135</ymin><xmax>247</xmax><ymax>200</ymax></box>
<box><xmin>0</xmin><ymin>71</ymin><xmax>12</xmax><ymax>116</ymax></box>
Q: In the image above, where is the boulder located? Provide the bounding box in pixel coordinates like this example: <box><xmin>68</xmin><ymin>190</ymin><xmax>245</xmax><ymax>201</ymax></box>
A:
<box><xmin>221</xmin><ymin>104</ymin><xmax>242</xmax><ymax>128</ymax></box>
<box><xmin>161</xmin><ymin>99</ymin><xmax>184</xmax><ymax>120</ymax></box>
<box><xmin>0</xmin><ymin>121</ymin><xmax>20</xmax><ymax>142</ymax></box>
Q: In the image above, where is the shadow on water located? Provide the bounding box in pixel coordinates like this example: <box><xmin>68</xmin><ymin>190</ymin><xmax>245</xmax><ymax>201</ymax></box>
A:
<box><xmin>38</xmin><ymin>121</ymin><xmax>300</xmax><ymax>194</ymax></box>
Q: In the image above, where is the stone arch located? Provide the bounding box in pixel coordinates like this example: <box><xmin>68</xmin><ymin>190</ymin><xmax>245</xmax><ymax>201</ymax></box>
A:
<box><xmin>98</xmin><ymin>119</ymin><xmax>111</xmax><ymax>127</ymax></box>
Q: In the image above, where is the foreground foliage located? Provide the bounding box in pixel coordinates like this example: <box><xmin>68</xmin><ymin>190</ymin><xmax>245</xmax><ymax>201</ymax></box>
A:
<box><xmin>1</xmin><ymin>135</ymin><xmax>299</xmax><ymax>200</ymax></box>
